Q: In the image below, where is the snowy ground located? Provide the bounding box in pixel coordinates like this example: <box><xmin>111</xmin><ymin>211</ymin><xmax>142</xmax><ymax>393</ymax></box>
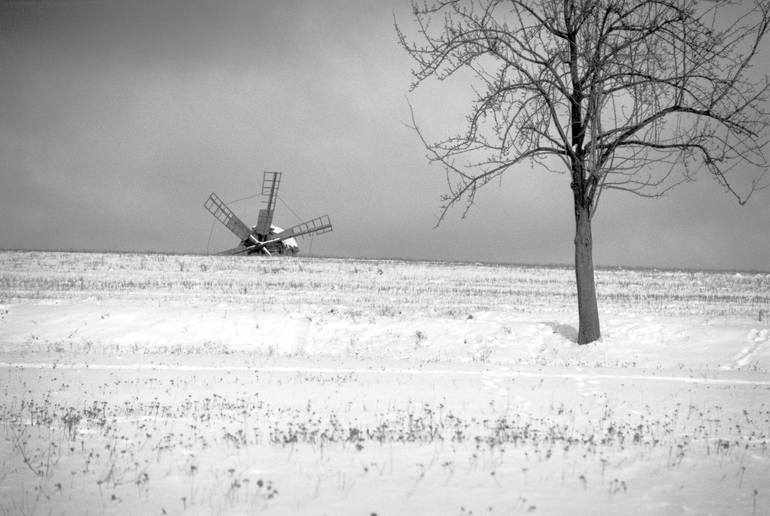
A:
<box><xmin>1</xmin><ymin>251</ymin><xmax>768</xmax><ymax>515</ymax></box>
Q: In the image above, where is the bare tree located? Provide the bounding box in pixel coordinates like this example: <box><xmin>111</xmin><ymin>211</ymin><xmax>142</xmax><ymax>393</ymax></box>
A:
<box><xmin>397</xmin><ymin>0</ymin><xmax>770</xmax><ymax>344</ymax></box>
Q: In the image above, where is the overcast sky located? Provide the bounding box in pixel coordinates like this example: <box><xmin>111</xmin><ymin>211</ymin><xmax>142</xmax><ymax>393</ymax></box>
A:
<box><xmin>1</xmin><ymin>0</ymin><xmax>768</xmax><ymax>271</ymax></box>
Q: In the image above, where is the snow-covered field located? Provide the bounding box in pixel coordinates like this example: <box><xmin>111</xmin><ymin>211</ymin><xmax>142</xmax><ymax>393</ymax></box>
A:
<box><xmin>1</xmin><ymin>250</ymin><xmax>768</xmax><ymax>515</ymax></box>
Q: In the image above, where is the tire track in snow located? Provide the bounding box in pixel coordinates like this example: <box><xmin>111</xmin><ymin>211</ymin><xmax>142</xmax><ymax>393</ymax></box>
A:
<box><xmin>720</xmin><ymin>328</ymin><xmax>769</xmax><ymax>370</ymax></box>
<box><xmin>2</xmin><ymin>362</ymin><xmax>769</xmax><ymax>386</ymax></box>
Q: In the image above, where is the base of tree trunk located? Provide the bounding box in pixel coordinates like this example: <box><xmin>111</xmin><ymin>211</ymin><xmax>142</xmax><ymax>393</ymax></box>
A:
<box><xmin>575</xmin><ymin>208</ymin><xmax>601</xmax><ymax>344</ymax></box>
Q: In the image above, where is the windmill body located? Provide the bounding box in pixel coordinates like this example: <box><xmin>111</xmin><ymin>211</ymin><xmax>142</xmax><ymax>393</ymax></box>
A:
<box><xmin>204</xmin><ymin>171</ymin><xmax>332</xmax><ymax>256</ymax></box>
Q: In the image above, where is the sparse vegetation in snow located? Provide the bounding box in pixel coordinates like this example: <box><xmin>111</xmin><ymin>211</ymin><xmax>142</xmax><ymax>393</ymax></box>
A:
<box><xmin>0</xmin><ymin>251</ymin><xmax>768</xmax><ymax>514</ymax></box>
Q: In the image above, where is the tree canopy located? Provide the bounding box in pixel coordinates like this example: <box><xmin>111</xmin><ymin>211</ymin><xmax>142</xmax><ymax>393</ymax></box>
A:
<box><xmin>398</xmin><ymin>0</ymin><xmax>769</xmax><ymax>221</ymax></box>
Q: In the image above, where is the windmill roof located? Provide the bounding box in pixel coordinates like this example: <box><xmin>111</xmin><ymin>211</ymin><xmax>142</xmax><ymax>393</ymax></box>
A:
<box><xmin>271</xmin><ymin>225</ymin><xmax>298</xmax><ymax>249</ymax></box>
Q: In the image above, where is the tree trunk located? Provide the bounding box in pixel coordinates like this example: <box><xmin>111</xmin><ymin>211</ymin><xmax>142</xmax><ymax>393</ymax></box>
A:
<box><xmin>574</xmin><ymin>206</ymin><xmax>601</xmax><ymax>344</ymax></box>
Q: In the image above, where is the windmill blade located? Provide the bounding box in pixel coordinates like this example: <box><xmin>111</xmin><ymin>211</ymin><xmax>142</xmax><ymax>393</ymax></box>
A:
<box><xmin>204</xmin><ymin>193</ymin><xmax>253</xmax><ymax>242</ymax></box>
<box><xmin>217</xmin><ymin>245</ymin><xmax>254</xmax><ymax>256</ymax></box>
<box><xmin>270</xmin><ymin>215</ymin><xmax>332</xmax><ymax>242</ymax></box>
<box><xmin>255</xmin><ymin>171</ymin><xmax>282</xmax><ymax>235</ymax></box>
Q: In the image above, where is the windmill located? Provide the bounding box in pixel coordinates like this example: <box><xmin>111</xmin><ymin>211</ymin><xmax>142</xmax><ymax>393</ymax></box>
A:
<box><xmin>204</xmin><ymin>171</ymin><xmax>332</xmax><ymax>256</ymax></box>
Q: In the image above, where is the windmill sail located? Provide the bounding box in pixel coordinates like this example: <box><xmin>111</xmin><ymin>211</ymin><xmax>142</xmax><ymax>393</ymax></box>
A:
<box><xmin>204</xmin><ymin>193</ymin><xmax>254</xmax><ymax>242</ymax></box>
<box><xmin>255</xmin><ymin>171</ymin><xmax>281</xmax><ymax>235</ymax></box>
<box><xmin>270</xmin><ymin>215</ymin><xmax>332</xmax><ymax>242</ymax></box>
<box><xmin>217</xmin><ymin>245</ymin><xmax>252</xmax><ymax>256</ymax></box>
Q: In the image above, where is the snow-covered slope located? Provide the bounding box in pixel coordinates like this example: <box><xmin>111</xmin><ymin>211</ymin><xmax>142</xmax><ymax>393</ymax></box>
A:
<box><xmin>0</xmin><ymin>251</ymin><xmax>767</xmax><ymax>515</ymax></box>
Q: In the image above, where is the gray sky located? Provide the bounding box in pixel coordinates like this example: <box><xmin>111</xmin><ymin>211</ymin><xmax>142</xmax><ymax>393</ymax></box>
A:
<box><xmin>1</xmin><ymin>0</ymin><xmax>768</xmax><ymax>271</ymax></box>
